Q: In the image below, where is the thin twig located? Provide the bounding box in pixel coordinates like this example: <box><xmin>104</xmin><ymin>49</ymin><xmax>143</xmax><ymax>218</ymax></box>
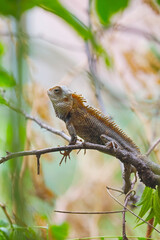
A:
<box><xmin>105</xmin><ymin>186</ymin><xmax>124</xmax><ymax>194</ymax></box>
<box><xmin>146</xmin><ymin>138</ymin><xmax>160</xmax><ymax>156</ymax></box>
<box><xmin>85</xmin><ymin>0</ymin><xmax>106</xmax><ymax>113</ymax></box>
<box><xmin>54</xmin><ymin>210</ymin><xmax>125</xmax><ymax>215</ymax></box>
<box><xmin>122</xmin><ymin>190</ymin><xmax>135</xmax><ymax>240</ymax></box>
<box><xmin>106</xmin><ymin>187</ymin><xmax>160</xmax><ymax>234</ymax></box>
<box><xmin>2</xmin><ymin>96</ymin><xmax>70</xmax><ymax>142</ymax></box>
<box><xmin>0</xmin><ymin>202</ymin><xmax>13</xmax><ymax>229</ymax></box>
<box><xmin>85</xmin><ymin>43</ymin><xmax>105</xmax><ymax>112</ymax></box>
<box><xmin>107</xmin><ymin>24</ymin><xmax>160</xmax><ymax>45</ymax></box>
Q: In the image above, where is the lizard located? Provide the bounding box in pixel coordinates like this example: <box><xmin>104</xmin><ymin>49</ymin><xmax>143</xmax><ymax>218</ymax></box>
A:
<box><xmin>48</xmin><ymin>86</ymin><xmax>140</xmax><ymax>157</ymax></box>
<box><xmin>47</xmin><ymin>85</ymin><xmax>140</xmax><ymax>155</ymax></box>
<box><xmin>47</xmin><ymin>86</ymin><xmax>160</xmax><ymax>191</ymax></box>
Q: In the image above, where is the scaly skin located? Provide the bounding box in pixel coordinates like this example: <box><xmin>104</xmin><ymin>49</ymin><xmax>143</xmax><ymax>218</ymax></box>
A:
<box><xmin>47</xmin><ymin>86</ymin><xmax>140</xmax><ymax>155</ymax></box>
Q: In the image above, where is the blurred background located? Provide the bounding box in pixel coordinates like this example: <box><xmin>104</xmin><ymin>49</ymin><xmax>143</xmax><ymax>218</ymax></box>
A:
<box><xmin>0</xmin><ymin>0</ymin><xmax>160</xmax><ymax>239</ymax></box>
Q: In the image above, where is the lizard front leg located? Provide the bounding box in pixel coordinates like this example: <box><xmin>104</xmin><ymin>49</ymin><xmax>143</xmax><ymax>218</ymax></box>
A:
<box><xmin>66</xmin><ymin>119</ymin><xmax>77</xmax><ymax>146</ymax></box>
<box><xmin>59</xmin><ymin>119</ymin><xmax>77</xmax><ymax>165</ymax></box>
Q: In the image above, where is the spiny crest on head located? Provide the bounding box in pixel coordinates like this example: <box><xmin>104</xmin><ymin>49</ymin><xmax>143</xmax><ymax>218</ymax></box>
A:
<box><xmin>72</xmin><ymin>92</ymin><xmax>140</xmax><ymax>152</ymax></box>
<box><xmin>72</xmin><ymin>93</ymin><xmax>87</xmax><ymax>104</ymax></box>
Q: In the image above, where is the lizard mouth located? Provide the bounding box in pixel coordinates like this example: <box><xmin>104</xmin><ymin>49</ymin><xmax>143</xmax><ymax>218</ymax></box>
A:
<box><xmin>47</xmin><ymin>88</ymin><xmax>55</xmax><ymax>100</ymax></box>
<box><xmin>47</xmin><ymin>89</ymin><xmax>51</xmax><ymax>97</ymax></box>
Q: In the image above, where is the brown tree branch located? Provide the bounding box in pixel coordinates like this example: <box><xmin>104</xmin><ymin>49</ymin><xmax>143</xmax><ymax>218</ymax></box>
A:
<box><xmin>1</xmin><ymin>142</ymin><xmax>160</xmax><ymax>189</ymax></box>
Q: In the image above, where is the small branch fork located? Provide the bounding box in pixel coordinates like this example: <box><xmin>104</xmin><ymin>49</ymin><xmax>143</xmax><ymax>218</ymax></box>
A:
<box><xmin>54</xmin><ymin>186</ymin><xmax>160</xmax><ymax>238</ymax></box>
<box><xmin>0</xmin><ymin>202</ymin><xmax>13</xmax><ymax>229</ymax></box>
<box><xmin>106</xmin><ymin>187</ymin><xmax>160</xmax><ymax>235</ymax></box>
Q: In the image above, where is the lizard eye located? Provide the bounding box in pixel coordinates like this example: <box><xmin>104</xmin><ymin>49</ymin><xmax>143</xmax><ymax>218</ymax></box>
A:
<box><xmin>54</xmin><ymin>88</ymin><xmax>60</xmax><ymax>94</ymax></box>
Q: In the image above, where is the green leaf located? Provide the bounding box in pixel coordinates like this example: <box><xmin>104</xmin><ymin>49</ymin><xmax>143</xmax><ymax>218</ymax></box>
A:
<box><xmin>95</xmin><ymin>0</ymin><xmax>130</xmax><ymax>25</ymax></box>
<box><xmin>135</xmin><ymin>208</ymin><xmax>154</xmax><ymax>228</ymax></box>
<box><xmin>153</xmin><ymin>188</ymin><xmax>160</xmax><ymax>224</ymax></box>
<box><xmin>136</xmin><ymin>187</ymin><xmax>153</xmax><ymax>206</ymax></box>
<box><xmin>136</xmin><ymin>187</ymin><xmax>152</xmax><ymax>206</ymax></box>
<box><xmin>136</xmin><ymin>187</ymin><xmax>153</xmax><ymax>222</ymax></box>
<box><xmin>0</xmin><ymin>0</ymin><xmax>41</xmax><ymax>19</ymax></box>
<box><xmin>50</xmin><ymin>222</ymin><xmax>69</xmax><ymax>240</ymax></box>
<box><xmin>0</xmin><ymin>69</ymin><xmax>16</xmax><ymax>87</ymax></box>
<box><xmin>39</xmin><ymin>0</ymin><xmax>91</xmax><ymax>40</ymax></box>
<box><xmin>137</xmin><ymin>196</ymin><xmax>152</xmax><ymax>220</ymax></box>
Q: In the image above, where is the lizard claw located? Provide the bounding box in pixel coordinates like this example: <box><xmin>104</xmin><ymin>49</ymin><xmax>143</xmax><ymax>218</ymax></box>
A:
<box><xmin>77</xmin><ymin>141</ymin><xmax>86</xmax><ymax>155</ymax></box>
<box><xmin>77</xmin><ymin>148</ymin><xmax>86</xmax><ymax>155</ymax></box>
<box><xmin>59</xmin><ymin>150</ymin><xmax>71</xmax><ymax>165</ymax></box>
<box><xmin>106</xmin><ymin>141</ymin><xmax>119</xmax><ymax>152</ymax></box>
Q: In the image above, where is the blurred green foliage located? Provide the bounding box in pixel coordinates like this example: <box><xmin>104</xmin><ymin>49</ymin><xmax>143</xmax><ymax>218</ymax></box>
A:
<box><xmin>95</xmin><ymin>0</ymin><xmax>130</xmax><ymax>25</ymax></box>
<box><xmin>156</xmin><ymin>0</ymin><xmax>160</xmax><ymax>5</ymax></box>
<box><xmin>49</xmin><ymin>222</ymin><xmax>69</xmax><ymax>240</ymax></box>
<box><xmin>0</xmin><ymin>219</ymin><xmax>70</xmax><ymax>240</ymax></box>
<box><xmin>0</xmin><ymin>0</ymin><xmax>39</xmax><ymax>19</ymax></box>
<box><xmin>40</xmin><ymin>0</ymin><xmax>91</xmax><ymax>40</ymax></box>
<box><xmin>0</xmin><ymin>42</ymin><xmax>16</xmax><ymax>88</ymax></box>
<box><xmin>0</xmin><ymin>69</ymin><xmax>16</xmax><ymax>87</ymax></box>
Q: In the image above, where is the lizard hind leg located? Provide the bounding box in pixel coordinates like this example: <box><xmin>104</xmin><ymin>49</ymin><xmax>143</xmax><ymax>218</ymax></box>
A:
<box><xmin>100</xmin><ymin>134</ymin><xmax>119</xmax><ymax>152</ymax></box>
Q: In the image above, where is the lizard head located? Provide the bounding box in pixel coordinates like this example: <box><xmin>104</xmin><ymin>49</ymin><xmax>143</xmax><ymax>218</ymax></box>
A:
<box><xmin>47</xmin><ymin>86</ymin><xmax>73</xmax><ymax>120</ymax></box>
